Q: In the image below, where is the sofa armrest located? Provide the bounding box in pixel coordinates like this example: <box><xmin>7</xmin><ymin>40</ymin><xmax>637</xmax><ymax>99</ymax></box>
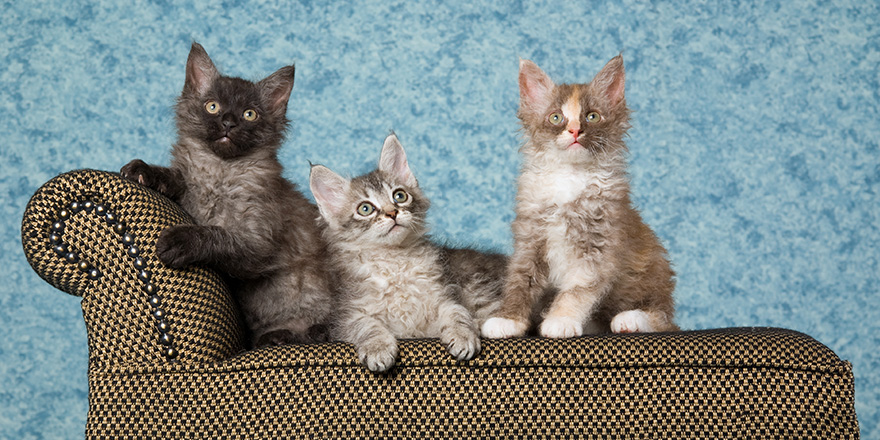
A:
<box><xmin>21</xmin><ymin>169</ymin><xmax>245</xmax><ymax>367</ymax></box>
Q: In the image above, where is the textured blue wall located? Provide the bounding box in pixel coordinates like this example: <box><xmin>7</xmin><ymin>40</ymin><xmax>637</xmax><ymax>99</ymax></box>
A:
<box><xmin>2</xmin><ymin>0</ymin><xmax>877</xmax><ymax>437</ymax></box>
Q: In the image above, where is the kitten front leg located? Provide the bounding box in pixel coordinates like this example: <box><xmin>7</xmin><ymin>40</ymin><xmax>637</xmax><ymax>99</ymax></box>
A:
<box><xmin>343</xmin><ymin>313</ymin><xmax>399</xmax><ymax>373</ymax></box>
<box><xmin>156</xmin><ymin>224</ymin><xmax>276</xmax><ymax>278</ymax></box>
<box><xmin>436</xmin><ymin>301</ymin><xmax>480</xmax><ymax>361</ymax></box>
<box><xmin>481</xmin><ymin>235</ymin><xmax>547</xmax><ymax>338</ymax></box>
<box><xmin>540</xmin><ymin>276</ymin><xmax>611</xmax><ymax>338</ymax></box>
<box><xmin>156</xmin><ymin>224</ymin><xmax>214</xmax><ymax>269</ymax></box>
<box><xmin>120</xmin><ymin>159</ymin><xmax>186</xmax><ymax>201</ymax></box>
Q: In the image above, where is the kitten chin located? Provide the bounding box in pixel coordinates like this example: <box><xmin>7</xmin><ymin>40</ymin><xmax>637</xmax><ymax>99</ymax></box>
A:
<box><xmin>484</xmin><ymin>55</ymin><xmax>678</xmax><ymax>339</ymax></box>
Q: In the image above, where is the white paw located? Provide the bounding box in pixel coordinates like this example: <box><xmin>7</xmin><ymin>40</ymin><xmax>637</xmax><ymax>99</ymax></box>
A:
<box><xmin>611</xmin><ymin>310</ymin><xmax>654</xmax><ymax>334</ymax></box>
<box><xmin>358</xmin><ymin>341</ymin><xmax>399</xmax><ymax>373</ymax></box>
<box><xmin>442</xmin><ymin>327</ymin><xmax>481</xmax><ymax>361</ymax></box>
<box><xmin>481</xmin><ymin>317</ymin><xmax>528</xmax><ymax>339</ymax></box>
<box><xmin>539</xmin><ymin>316</ymin><xmax>583</xmax><ymax>338</ymax></box>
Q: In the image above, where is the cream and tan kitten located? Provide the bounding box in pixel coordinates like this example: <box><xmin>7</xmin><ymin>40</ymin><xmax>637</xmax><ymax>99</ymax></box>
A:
<box><xmin>310</xmin><ymin>134</ymin><xmax>506</xmax><ymax>372</ymax></box>
<box><xmin>482</xmin><ymin>55</ymin><xmax>678</xmax><ymax>339</ymax></box>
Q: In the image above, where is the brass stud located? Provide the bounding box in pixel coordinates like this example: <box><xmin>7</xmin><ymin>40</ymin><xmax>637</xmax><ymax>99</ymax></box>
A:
<box><xmin>159</xmin><ymin>333</ymin><xmax>173</xmax><ymax>346</ymax></box>
<box><xmin>53</xmin><ymin>243</ymin><xmax>68</xmax><ymax>256</ymax></box>
<box><xmin>122</xmin><ymin>233</ymin><xmax>134</xmax><ymax>246</ymax></box>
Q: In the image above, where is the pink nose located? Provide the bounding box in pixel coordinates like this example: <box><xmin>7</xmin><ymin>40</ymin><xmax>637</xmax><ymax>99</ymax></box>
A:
<box><xmin>385</xmin><ymin>210</ymin><xmax>398</xmax><ymax>220</ymax></box>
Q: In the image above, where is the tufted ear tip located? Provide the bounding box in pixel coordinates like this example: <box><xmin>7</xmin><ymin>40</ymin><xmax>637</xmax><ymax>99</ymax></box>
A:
<box><xmin>379</xmin><ymin>134</ymin><xmax>417</xmax><ymax>187</ymax></box>
<box><xmin>592</xmin><ymin>55</ymin><xmax>626</xmax><ymax>107</ymax></box>
<box><xmin>518</xmin><ymin>59</ymin><xmax>555</xmax><ymax>117</ymax></box>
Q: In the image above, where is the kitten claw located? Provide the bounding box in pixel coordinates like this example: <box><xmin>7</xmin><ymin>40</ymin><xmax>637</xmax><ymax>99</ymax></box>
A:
<box><xmin>611</xmin><ymin>310</ymin><xmax>654</xmax><ymax>334</ymax></box>
<box><xmin>120</xmin><ymin>159</ymin><xmax>149</xmax><ymax>185</ymax></box>
<box><xmin>539</xmin><ymin>316</ymin><xmax>583</xmax><ymax>338</ymax></box>
<box><xmin>481</xmin><ymin>317</ymin><xmax>528</xmax><ymax>339</ymax></box>
<box><xmin>442</xmin><ymin>328</ymin><xmax>480</xmax><ymax>361</ymax></box>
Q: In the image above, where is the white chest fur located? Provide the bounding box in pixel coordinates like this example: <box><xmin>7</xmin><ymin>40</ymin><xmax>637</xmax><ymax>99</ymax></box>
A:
<box><xmin>517</xmin><ymin>162</ymin><xmax>623</xmax><ymax>289</ymax></box>
<box><xmin>342</xmin><ymin>244</ymin><xmax>448</xmax><ymax>338</ymax></box>
<box><xmin>518</xmin><ymin>162</ymin><xmax>619</xmax><ymax>210</ymax></box>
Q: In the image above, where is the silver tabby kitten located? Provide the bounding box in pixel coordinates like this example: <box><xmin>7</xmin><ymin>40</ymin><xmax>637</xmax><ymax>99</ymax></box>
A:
<box><xmin>121</xmin><ymin>42</ymin><xmax>335</xmax><ymax>348</ymax></box>
<box><xmin>310</xmin><ymin>134</ymin><xmax>506</xmax><ymax>373</ymax></box>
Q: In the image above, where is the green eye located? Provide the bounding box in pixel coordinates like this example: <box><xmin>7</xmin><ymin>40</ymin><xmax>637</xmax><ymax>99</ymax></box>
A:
<box><xmin>243</xmin><ymin>109</ymin><xmax>258</xmax><ymax>121</ymax></box>
<box><xmin>392</xmin><ymin>189</ymin><xmax>409</xmax><ymax>204</ymax></box>
<box><xmin>586</xmin><ymin>111</ymin><xmax>601</xmax><ymax>123</ymax></box>
<box><xmin>548</xmin><ymin>113</ymin><xmax>564</xmax><ymax>125</ymax></box>
<box><xmin>205</xmin><ymin>101</ymin><xmax>220</xmax><ymax>114</ymax></box>
<box><xmin>357</xmin><ymin>202</ymin><xmax>375</xmax><ymax>216</ymax></box>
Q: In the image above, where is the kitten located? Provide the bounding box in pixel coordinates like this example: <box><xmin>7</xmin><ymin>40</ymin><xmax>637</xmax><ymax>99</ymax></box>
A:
<box><xmin>482</xmin><ymin>55</ymin><xmax>678</xmax><ymax>339</ymax></box>
<box><xmin>310</xmin><ymin>133</ymin><xmax>505</xmax><ymax>373</ymax></box>
<box><xmin>120</xmin><ymin>42</ymin><xmax>334</xmax><ymax>348</ymax></box>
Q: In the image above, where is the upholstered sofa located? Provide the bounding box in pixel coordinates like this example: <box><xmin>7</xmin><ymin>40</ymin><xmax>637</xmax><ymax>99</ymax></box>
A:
<box><xmin>22</xmin><ymin>169</ymin><xmax>859</xmax><ymax>439</ymax></box>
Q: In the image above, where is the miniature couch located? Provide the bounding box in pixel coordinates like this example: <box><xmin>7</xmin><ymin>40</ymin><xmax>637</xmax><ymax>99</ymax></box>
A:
<box><xmin>21</xmin><ymin>169</ymin><xmax>860</xmax><ymax>439</ymax></box>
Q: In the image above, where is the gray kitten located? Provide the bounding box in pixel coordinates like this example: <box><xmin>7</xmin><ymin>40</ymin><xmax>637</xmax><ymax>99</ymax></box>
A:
<box><xmin>310</xmin><ymin>134</ymin><xmax>506</xmax><ymax>373</ymax></box>
<box><xmin>121</xmin><ymin>42</ymin><xmax>335</xmax><ymax>348</ymax></box>
<box><xmin>483</xmin><ymin>55</ymin><xmax>678</xmax><ymax>339</ymax></box>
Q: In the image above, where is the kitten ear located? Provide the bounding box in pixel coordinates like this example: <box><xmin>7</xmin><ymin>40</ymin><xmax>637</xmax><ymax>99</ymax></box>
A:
<box><xmin>590</xmin><ymin>55</ymin><xmax>626</xmax><ymax>108</ymax></box>
<box><xmin>258</xmin><ymin>65</ymin><xmax>295</xmax><ymax>118</ymax></box>
<box><xmin>184</xmin><ymin>42</ymin><xmax>220</xmax><ymax>96</ymax></box>
<box><xmin>378</xmin><ymin>133</ymin><xmax>417</xmax><ymax>187</ymax></box>
<box><xmin>309</xmin><ymin>165</ymin><xmax>350</xmax><ymax>222</ymax></box>
<box><xmin>519</xmin><ymin>59</ymin><xmax>555</xmax><ymax>117</ymax></box>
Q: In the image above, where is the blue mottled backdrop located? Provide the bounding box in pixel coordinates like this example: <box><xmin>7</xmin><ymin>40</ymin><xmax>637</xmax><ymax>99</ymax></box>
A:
<box><xmin>2</xmin><ymin>0</ymin><xmax>877</xmax><ymax>437</ymax></box>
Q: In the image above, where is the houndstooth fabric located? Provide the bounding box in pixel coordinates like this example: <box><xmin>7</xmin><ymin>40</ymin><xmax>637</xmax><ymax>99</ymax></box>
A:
<box><xmin>22</xmin><ymin>170</ymin><xmax>859</xmax><ymax>439</ymax></box>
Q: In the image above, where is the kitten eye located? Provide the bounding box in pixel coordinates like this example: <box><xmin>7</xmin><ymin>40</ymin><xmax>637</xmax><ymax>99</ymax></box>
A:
<box><xmin>392</xmin><ymin>189</ymin><xmax>409</xmax><ymax>204</ymax></box>
<box><xmin>243</xmin><ymin>109</ymin><xmax>258</xmax><ymax>121</ymax></box>
<box><xmin>356</xmin><ymin>202</ymin><xmax>376</xmax><ymax>216</ymax></box>
<box><xmin>586</xmin><ymin>111</ymin><xmax>601</xmax><ymax>123</ymax></box>
<box><xmin>548</xmin><ymin>112</ymin><xmax>565</xmax><ymax>125</ymax></box>
<box><xmin>205</xmin><ymin>101</ymin><xmax>220</xmax><ymax>114</ymax></box>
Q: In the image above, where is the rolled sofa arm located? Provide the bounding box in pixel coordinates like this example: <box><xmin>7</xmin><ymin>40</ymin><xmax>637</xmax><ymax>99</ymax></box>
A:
<box><xmin>21</xmin><ymin>169</ymin><xmax>245</xmax><ymax>367</ymax></box>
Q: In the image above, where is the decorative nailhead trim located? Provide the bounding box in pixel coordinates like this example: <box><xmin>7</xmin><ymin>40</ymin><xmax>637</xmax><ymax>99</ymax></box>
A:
<box><xmin>50</xmin><ymin>200</ymin><xmax>178</xmax><ymax>360</ymax></box>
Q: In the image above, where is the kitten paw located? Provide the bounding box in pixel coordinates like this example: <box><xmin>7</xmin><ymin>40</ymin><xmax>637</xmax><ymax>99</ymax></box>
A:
<box><xmin>442</xmin><ymin>327</ymin><xmax>481</xmax><ymax>361</ymax></box>
<box><xmin>357</xmin><ymin>340</ymin><xmax>399</xmax><ymax>373</ymax></box>
<box><xmin>611</xmin><ymin>310</ymin><xmax>654</xmax><ymax>334</ymax></box>
<box><xmin>539</xmin><ymin>316</ymin><xmax>583</xmax><ymax>338</ymax></box>
<box><xmin>481</xmin><ymin>317</ymin><xmax>528</xmax><ymax>339</ymax></box>
<box><xmin>156</xmin><ymin>225</ymin><xmax>200</xmax><ymax>268</ymax></box>
<box><xmin>120</xmin><ymin>159</ymin><xmax>150</xmax><ymax>184</ymax></box>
